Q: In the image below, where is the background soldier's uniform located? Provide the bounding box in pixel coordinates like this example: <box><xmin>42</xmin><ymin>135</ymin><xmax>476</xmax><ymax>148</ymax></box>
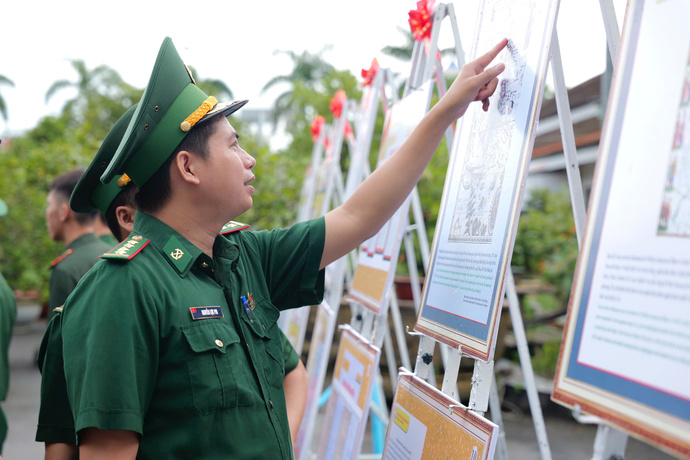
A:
<box><xmin>62</xmin><ymin>212</ymin><xmax>324</xmax><ymax>458</ymax></box>
<box><xmin>48</xmin><ymin>233</ymin><xmax>111</xmax><ymax>316</ymax></box>
<box><xmin>0</xmin><ymin>271</ymin><xmax>16</xmax><ymax>453</ymax></box>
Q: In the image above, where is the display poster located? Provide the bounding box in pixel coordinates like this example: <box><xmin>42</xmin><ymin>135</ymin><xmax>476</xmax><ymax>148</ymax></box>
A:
<box><xmin>552</xmin><ymin>1</ymin><xmax>690</xmax><ymax>457</ymax></box>
<box><xmin>415</xmin><ymin>0</ymin><xmax>559</xmax><ymax>361</ymax></box>
<box><xmin>312</xmin><ymin>153</ymin><xmax>334</xmax><ymax>219</ymax></box>
<box><xmin>316</xmin><ymin>325</ymin><xmax>381</xmax><ymax>460</ymax></box>
<box><xmin>383</xmin><ymin>369</ymin><xmax>498</xmax><ymax>460</ymax></box>
<box><xmin>349</xmin><ymin>81</ymin><xmax>432</xmax><ymax>315</ymax></box>
<box><xmin>295</xmin><ymin>301</ymin><xmax>337</xmax><ymax>460</ymax></box>
<box><xmin>277</xmin><ymin>305</ymin><xmax>310</xmax><ymax>355</ymax></box>
<box><xmin>344</xmin><ymin>77</ymin><xmax>385</xmax><ymax>200</ymax></box>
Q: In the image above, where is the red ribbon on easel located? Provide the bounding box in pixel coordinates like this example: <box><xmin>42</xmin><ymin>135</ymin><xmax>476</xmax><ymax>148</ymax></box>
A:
<box><xmin>408</xmin><ymin>0</ymin><xmax>434</xmax><ymax>42</ymax></box>
<box><xmin>361</xmin><ymin>58</ymin><xmax>380</xmax><ymax>87</ymax></box>
<box><xmin>329</xmin><ymin>89</ymin><xmax>347</xmax><ymax>118</ymax></box>
<box><xmin>310</xmin><ymin>115</ymin><xmax>326</xmax><ymax>143</ymax></box>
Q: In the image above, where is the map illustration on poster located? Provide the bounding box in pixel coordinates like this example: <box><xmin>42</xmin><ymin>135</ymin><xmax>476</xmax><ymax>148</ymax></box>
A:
<box><xmin>415</xmin><ymin>0</ymin><xmax>559</xmax><ymax>361</ymax></box>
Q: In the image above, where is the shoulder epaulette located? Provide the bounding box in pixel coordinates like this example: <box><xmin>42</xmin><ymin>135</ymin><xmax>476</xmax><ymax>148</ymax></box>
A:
<box><xmin>50</xmin><ymin>248</ymin><xmax>74</xmax><ymax>268</ymax></box>
<box><xmin>220</xmin><ymin>221</ymin><xmax>250</xmax><ymax>235</ymax></box>
<box><xmin>101</xmin><ymin>234</ymin><xmax>149</xmax><ymax>260</ymax></box>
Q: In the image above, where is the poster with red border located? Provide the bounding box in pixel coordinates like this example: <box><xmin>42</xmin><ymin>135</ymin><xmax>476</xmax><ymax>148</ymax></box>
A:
<box><xmin>552</xmin><ymin>1</ymin><xmax>690</xmax><ymax>457</ymax></box>
<box><xmin>415</xmin><ymin>0</ymin><xmax>559</xmax><ymax>361</ymax></box>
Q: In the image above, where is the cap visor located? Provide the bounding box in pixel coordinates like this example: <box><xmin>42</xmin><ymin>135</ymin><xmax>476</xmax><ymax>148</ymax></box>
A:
<box><xmin>197</xmin><ymin>100</ymin><xmax>249</xmax><ymax>124</ymax></box>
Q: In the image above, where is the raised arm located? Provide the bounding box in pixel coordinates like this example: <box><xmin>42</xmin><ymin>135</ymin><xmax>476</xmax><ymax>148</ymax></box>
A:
<box><xmin>320</xmin><ymin>39</ymin><xmax>508</xmax><ymax>269</ymax></box>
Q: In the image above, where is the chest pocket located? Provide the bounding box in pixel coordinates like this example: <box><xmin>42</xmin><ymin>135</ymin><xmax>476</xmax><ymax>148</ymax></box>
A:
<box><xmin>244</xmin><ymin>300</ymin><xmax>285</xmax><ymax>389</ymax></box>
<box><xmin>182</xmin><ymin>321</ymin><xmax>252</xmax><ymax>415</ymax></box>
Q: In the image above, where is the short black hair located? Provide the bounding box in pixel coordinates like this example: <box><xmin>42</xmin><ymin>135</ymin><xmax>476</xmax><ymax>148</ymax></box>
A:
<box><xmin>105</xmin><ymin>183</ymin><xmax>139</xmax><ymax>242</ymax></box>
<box><xmin>50</xmin><ymin>169</ymin><xmax>98</xmax><ymax>225</ymax></box>
<box><xmin>135</xmin><ymin>117</ymin><xmax>220</xmax><ymax>214</ymax></box>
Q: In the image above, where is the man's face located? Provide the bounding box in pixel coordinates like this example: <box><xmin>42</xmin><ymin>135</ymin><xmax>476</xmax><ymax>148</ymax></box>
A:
<box><xmin>198</xmin><ymin>118</ymin><xmax>256</xmax><ymax>219</ymax></box>
<box><xmin>45</xmin><ymin>189</ymin><xmax>66</xmax><ymax>242</ymax></box>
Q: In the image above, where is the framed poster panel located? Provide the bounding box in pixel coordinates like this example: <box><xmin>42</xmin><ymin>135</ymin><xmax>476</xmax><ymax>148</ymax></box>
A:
<box><xmin>349</xmin><ymin>81</ymin><xmax>432</xmax><ymax>315</ymax></box>
<box><xmin>552</xmin><ymin>1</ymin><xmax>690</xmax><ymax>457</ymax></box>
<box><xmin>383</xmin><ymin>369</ymin><xmax>498</xmax><ymax>460</ymax></box>
<box><xmin>316</xmin><ymin>325</ymin><xmax>381</xmax><ymax>460</ymax></box>
<box><xmin>415</xmin><ymin>0</ymin><xmax>559</xmax><ymax>361</ymax></box>
<box><xmin>295</xmin><ymin>301</ymin><xmax>337</xmax><ymax>460</ymax></box>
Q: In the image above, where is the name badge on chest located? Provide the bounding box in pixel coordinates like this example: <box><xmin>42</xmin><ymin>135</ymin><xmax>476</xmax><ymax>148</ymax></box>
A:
<box><xmin>190</xmin><ymin>306</ymin><xmax>224</xmax><ymax>320</ymax></box>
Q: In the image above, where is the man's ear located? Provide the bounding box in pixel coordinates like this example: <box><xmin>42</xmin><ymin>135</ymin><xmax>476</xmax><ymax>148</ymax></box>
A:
<box><xmin>116</xmin><ymin>205</ymin><xmax>136</xmax><ymax>238</ymax></box>
<box><xmin>58</xmin><ymin>201</ymin><xmax>71</xmax><ymax>222</ymax></box>
<box><xmin>173</xmin><ymin>150</ymin><xmax>201</xmax><ymax>185</ymax></box>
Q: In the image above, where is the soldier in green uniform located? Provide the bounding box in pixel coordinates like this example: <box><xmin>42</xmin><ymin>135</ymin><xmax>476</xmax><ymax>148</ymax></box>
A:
<box><xmin>45</xmin><ymin>169</ymin><xmax>113</xmax><ymax>318</ymax></box>
<box><xmin>61</xmin><ymin>36</ymin><xmax>506</xmax><ymax>458</ymax></box>
<box><xmin>0</xmin><ymin>197</ymin><xmax>17</xmax><ymax>455</ymax></box>
<box><xmin>38</xmin><ymin>105</ymin><xmax>307</xmax><ymax>458</ymax></box>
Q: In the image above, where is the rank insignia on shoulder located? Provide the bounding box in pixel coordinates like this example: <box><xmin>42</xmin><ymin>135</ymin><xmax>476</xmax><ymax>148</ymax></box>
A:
<box><xmin>190</xmin><ymin>306</ymin><xmax>224</xmax><ymax>320</ymax></box>
<box><xmin>101</xmin><ymin>234</ymin><xmax>149</xmax><ymax>260</ymax></box>
<box><xmin>50</xmin><ymin>248</ymin><xmax>74</xmax><ymax>268</ymax></box>
<box><xmin>220</xmin><ymin>221</ymin><xmax>249</xmax><ymax>235</ymax></box>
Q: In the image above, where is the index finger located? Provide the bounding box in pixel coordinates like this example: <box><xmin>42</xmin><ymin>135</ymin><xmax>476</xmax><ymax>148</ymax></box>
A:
<box><xmin>474</xmin><ymin>38</ymin><xmax>509</xmax><ymax>69</ymax></box>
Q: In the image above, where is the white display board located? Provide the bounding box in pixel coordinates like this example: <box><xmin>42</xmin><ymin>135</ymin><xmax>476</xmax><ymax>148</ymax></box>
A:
<box><xmin>552</xmin><ymin>1</ymin><xmax>690</xmax><ymax>457</ymax></box>
<box><xmin>349</xmin><ymin>81</ymin><xmax>432</xmax><ymax>315</ymax></box>
<box><xmin>316</xmin><ymin>325</ymin><xmax>381</xmax><ymax>460</ymax></box>
<box><xmin>415</xmin><ymin>0</ymin><xmax>560</xmax><ymax>361</ymax></box>
<box><xmin>295</xmin><ymin>301</ymin><xmax>337</xmax><ymax>460</ymax></box>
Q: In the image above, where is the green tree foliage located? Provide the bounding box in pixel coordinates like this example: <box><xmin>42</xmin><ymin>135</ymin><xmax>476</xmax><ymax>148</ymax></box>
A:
<box><xmin>261</xmin><ymin>48</ymin><xmax>336</xmax><ymax>128</ymax></box>
<box><xmin>0</xmin><ymin>75</ymin><xmax>15</xmax><ymax>122</ymax></box>
<box><xmin>188</xmin><ymin>66</ymin><xmax>234</xmax><ymax>101</ymax></box>
<box><xmin>0</xmin><ymin>116</ymin><xmax>92</xmax><ymax>297</ymax></box>
<box><xmin>511</xmin><ymin>187</ymin><xmax>579</xmax><ymax>306</ymax></box>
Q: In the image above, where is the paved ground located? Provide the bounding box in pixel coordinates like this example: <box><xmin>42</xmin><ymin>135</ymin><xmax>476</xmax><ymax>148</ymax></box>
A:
<box><xmin>2</xmin><ymin>307</ymin><xmax>676</xmax><ymax>459</ymax></box>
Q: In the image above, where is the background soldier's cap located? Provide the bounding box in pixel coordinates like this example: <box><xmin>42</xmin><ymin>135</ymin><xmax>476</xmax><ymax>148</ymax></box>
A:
<box><xmin>101</xmin><ymin>36</ymin><xmax>248</xmax><ymax>188</ymax></box>
<box><xmin>0</xmin><ymin>197</ymin><xmax>7</xmax><ymax>217</ymax></box>
<box><xmin>70</xmin><ymin>104</ymin><xmax>138</xmax><ymax>214</ymax></box>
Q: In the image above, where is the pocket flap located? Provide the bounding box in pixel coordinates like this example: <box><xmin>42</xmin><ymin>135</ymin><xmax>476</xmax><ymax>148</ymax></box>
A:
<box><xmin>182</xmin><ymin>321</ymin><xmax>240</xmax><ymax>354</ymax></box>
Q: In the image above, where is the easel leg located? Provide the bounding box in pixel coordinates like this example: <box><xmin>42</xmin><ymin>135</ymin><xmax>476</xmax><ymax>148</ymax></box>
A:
<box><xmin>489</xmin><ymin>373</ymin><xmax>510</xmax><ymax>460</ymax></box>
<box><xmin>505</xmin><ymin>270</ymin><xmax>553</xmax><ymax>460</ymax></box>
<box><xmin>591</xmin><ymin>424</ymin><xmax>628</xmax><ymax>460</ymax></box>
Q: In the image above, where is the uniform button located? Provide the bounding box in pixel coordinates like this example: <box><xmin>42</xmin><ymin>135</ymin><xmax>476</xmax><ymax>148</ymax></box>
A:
<box><xmin>215</xmin><ymin>339</ymin><xmax>223</xmax><ymax>347</ymax></box>
<box><xmin>269</xmin><ymin>400</ymin><xmax>274</xmax><ymax>409</ymax></box>
<box><xmin>201</xmin><ymin>262</ymin><xmax>209</xmax><ymax>268</ymax></box>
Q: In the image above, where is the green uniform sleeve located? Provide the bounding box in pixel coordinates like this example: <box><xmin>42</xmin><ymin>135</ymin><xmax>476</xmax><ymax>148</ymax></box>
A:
<box><xmin>62</xmin><ymin>263</ymin><xmax>159</xmax><ymax>438</ymax></box>
<box><xmin>36</xmin><ymin>313</ymin><xmax>76</xmax><ymax>443</ymax></box>
<box><xmin>244</xmin><ymin>217</ymin><xmax>326</xmax><ymax>310</ymax></box>
<box><xmin>279</xmin><ymin>330</ymin><xmax>300</xmax><ymax>375</ymax></box>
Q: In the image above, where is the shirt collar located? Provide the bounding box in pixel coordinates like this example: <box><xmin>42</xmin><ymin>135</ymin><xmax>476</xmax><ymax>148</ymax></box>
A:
<box><xmin>132</xmin><ymin>211</ymin><xmax>204</xmax><ymax>277</ymax></box>
<box><xmin>66</xmin><ymin>232</ymin><xmax>101</xmax><ymax>250</ymax></box>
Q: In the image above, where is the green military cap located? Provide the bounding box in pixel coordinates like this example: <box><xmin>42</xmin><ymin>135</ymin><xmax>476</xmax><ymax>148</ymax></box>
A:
<box><xmin>70</xmin><ymin>105</ymin><xmax>138</xmax><ymax>214</ymax></box>
<box><xmin>0</xmin><ymin>197</ymin><xmax>7</xmax><ymax>217</ymax></box>
<box><xmin>101</xmin><ymin>36</ymin><xmax>248</xmax><ymax>188</ymax></box>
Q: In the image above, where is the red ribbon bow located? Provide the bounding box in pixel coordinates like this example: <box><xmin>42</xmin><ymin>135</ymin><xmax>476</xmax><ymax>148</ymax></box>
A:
<box><xmin>408</xmin><ymin>0</ymin><xmax>434</xmax><ymax>42</ymax></box>
<box><xmin>329</xmin><ymin>89</ymin><xmax>347</xmax><ymax>118</ymax></box>
<box><xmin>310</xmin><ymin>115</ymin><xmax>326</xmax><ymax>143</ymax></box>
<box><xmin>361</xmin><ymin>58</ymin><xmax>380</xmax><ymax>87</ymax></box>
